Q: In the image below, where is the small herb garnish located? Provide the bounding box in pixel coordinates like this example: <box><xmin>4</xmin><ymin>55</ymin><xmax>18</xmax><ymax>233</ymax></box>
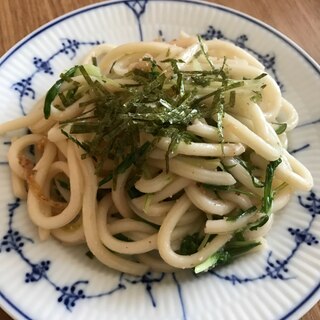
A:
<box><xmin>44</xmin><ymin>66</ymin><xmax>79</xmax><ymax>119</ymax></box>
<box><xmin>228</xmin><ymin>90</ymin><xmax>236</xmax><ymax>108</ymax></box>
<box><xmin>98</xmin><ymin>141</ymin><xmax>152</xmax><ymax>187</ymax></box>
<box><xmin>249</xmin><ymin>158</ymin><xmax>282</xmax><ymax>230</ymax></box>
<box><xmin>179</xmin><ymin>233</ymin><xmax>204</xmax><ymax>255</ymax></box>
<box><xmin>194</xmin><ymin>234</ymin><xmax>260</xmax><ymax>273</ymax></box>
<box><xmin>202</xmin><ymin>184</ymin><xmax>255</xmax><ymax>197</ymax></box>
<box><xmin>92</xmin><ymin>56</ymin><xmax>98</xmax><ymax>66</ymax></box>
<box><xmin>261</xmin><ymin>158</ymin><xmax>282</xmax><ymax>214</ymax></box>
<box><xmin>44</xmin><ymin>38</ymin><xmax>268</xmax><ymax>188</ymax></box>
<box><xmin>273</xmin><ymin>122</ymin><xmax>287</xmax><ymax>135</ymax></box>
<box><xmin>226</xmin><ymin>205</ymin><xmax>257</xmax><ymax>221</ymax></box>
<box><xmin>60</xmin><ymin>129</ymin><xmax>90</xmax><ymax>154</ymax></box>
<box><xmin>197</xmin><ymin>35</ymin><xmax>215</xmax><ymax>70</ymax></box>
<box><xmin>235</xmin><ymin>157</ymin><xmax>264</xmax><ymax>188</ymax></box>
<box><xmin>250</xmin><ymin>85</ymin><xmax>266</xmax><ymax>103</ymax></box>
<box><xmin>254</xmin><ymin>73</ymin><xmax>267</xmax><ymax>80</ymax></box>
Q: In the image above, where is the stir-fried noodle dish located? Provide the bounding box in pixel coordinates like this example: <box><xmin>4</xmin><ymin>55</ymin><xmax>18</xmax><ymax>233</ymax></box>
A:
<box><xmin>0</xmin><ymin>34</ymin><xmax>313</xmax><ymax>275</ymax></box>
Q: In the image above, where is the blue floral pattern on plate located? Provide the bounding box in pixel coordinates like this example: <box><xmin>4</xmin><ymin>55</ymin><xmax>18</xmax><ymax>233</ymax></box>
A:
<box><xmin>1</xmin><ymin>190</ymin><xmax>318</xmax><ymax>318</ymax></box>
<box><xmin>1</xmin><ymin>27</ymin><xmax>319</xmax><ymax>319</ymax></box>
<box><xmin>11</xmin><ymin>39</ymin><xmax>101</xmax><ymax>116</ymax></box>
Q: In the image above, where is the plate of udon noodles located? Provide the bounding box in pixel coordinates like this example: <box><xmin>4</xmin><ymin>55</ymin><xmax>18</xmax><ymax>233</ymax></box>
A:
<box><xmin>0</xmin><ymin>1</ymin><xmax>319</xmax><ymax>319</ymax></box>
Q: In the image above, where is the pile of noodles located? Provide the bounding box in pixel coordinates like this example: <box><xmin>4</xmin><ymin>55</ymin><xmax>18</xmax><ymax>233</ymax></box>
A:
<box><xmin>0</xmin><ymin>34</ymin><xmax>312</xmax><ymax>275</ymax></box>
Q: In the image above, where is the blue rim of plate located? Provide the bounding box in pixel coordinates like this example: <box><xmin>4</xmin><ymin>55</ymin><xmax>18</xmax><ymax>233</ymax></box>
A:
<box><xmin>0</xmin><ymin>1</ymin><xmax>319</xmax><ymax>319</ymax></box>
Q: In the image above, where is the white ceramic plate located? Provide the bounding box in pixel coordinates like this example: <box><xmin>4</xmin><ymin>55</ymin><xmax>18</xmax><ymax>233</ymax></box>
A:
<box><xmin>0</xmin><ymin>1</ymin><xmax>319</xmax><ymax>319</ymax></box>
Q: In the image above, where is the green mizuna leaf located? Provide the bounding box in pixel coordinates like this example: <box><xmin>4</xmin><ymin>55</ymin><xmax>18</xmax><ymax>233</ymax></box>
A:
<box><xmin>194</xmin><ymin>236</ymin><xmax>261</xmax><ymax>273</ymax></box>
<box><xmin>226</xmin><ymin>206</ymin><xmax>257</xmax><ymax>221</ymax></box>
<box><xmin>179</xmin><ymin>233</ymin><xmax>204</xmax><ymax>255</ymax></box>
<box><xmin>44</xmin><ymin>66</ymin><xmax>79</xmax><ymax>119</ymax></box>
<box><xmin>249</xmin><ymin>158</ymin><xmax>282</xmax><ymax>231</ymax></box>
<box><xmin>273</xmin><ymin>122</ymin><xmax>287</xmax><ymax>135</ymax></box>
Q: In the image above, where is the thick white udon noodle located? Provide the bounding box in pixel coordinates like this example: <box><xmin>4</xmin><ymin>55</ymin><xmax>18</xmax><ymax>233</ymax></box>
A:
<box><xmin>1</xmin><ymin>34</ymin><xmax>313</xmax><ymax>276</ymax></box>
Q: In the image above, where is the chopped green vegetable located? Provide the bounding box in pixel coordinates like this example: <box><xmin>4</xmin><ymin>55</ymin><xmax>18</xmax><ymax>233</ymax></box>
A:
<box><xmin>202</xmin><ymin>184</ymin><xmax>255</xmax><ymax>197</ymax></box>
<box><xmin>143</xmin><ymin>193</ymin><xmax>153</xmax><ymax>213</ymax></box>
<box><xmin>197</xmin><ymin>35</ymin><xmax>215</xmax><ymax>70</ymax></box>
<box><xmin>254</xmin><ymin>73</ymin><xmax>267</xmax><ymax>80</ymax></box>
<box><xmin>92</xmin><ymin>56</ymin><xmax>98</xmax><ymax>66</ymax></box>
<box><xmin>142</xmin><ymin>56</ymin><xmax>162</xmax><ymax>78</ymax></box>
<box><xmin>228</xmin><ymin>90</ymin><xmax>236</xmax><ymax>108</ymax></box>
<box><xmin>195</xmin><ymin>236</ymin><xmax>260</xmax><ymax>273</ymax></box>
<box><xmin>248</xmin><ymin>215</ymin><xmax>270</xmax><ymax>231</ymax></box>
<box><xmin>226</xmin><ymin>205</ymin><xmax>257</xmax><ymax>221</ymax></box>
<box><xmin>165</xmin><ymin>129</ymin><xmax>195</xmax><ymax>172</ymax></box>
<box><xmin>60</xmin><ymin>128</ymin><xmax>90</xmax><ymax>153</ymax></box>
<box><xmin>215</xmin><ymin>94</ymin><xmax>225</xmax><ymax>145</ymax></box>
<box><xmin>195</xmin><ymin>250</ymin><xmax>230</xmax><ymax>273</ymax></box>
<box><xmin>261</xmin><ymin>158</ymin><xmax>282</xmax><ymax>213</ymax></box>
<box><xmin>179</xmin><ymin>233</ymin><xmax>204</xmax><ymax>255</ymax></box>
<box><xmin>249</xmin><ymin>158</ymin><xmax>282</xmax><ymax>230</ymax></box>
<box><xmin>44</xmin><ymin>66</ymin><xmax>79</xmax><ymax>119</ymax></box>
<box><xmin>98</xmin><ymin>141</ymin><xmax>152</xmax><ymax>187</ymax></box>
<box><xmin>273</xmin><ymin>122</ymin><xmax>287</xmax><ymax>135</ymax></box>
<box><xmin>235</xmin><ymin>157</ymin><xmax>264</xmax><ymax>188</ymax></box>
<box><xmin>58</xmin><ymin>86</ymin><xmax>82</xmax><ymax>108</ymax></box>
<box><xmin>75</xmin><ymin>64</ymin><xmax>101</xmax><ymax>77</ymax></box>
<box><xmin>250</xmin><ymin>83</ymin><xmax>266</xmax><ymax>103</ymax></box>
<box><xmin>44</xmin><ymin>39</ymin><xmax>268</xmax><ymax>190</ymax></box>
